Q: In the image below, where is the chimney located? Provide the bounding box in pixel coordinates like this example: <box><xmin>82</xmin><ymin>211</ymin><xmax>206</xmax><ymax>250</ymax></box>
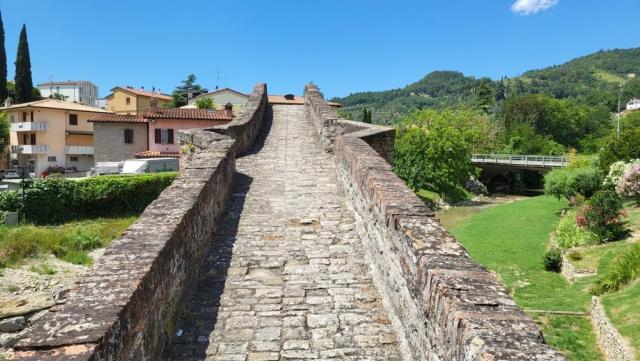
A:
<box><xmin>141</xmin><ymin>86</ymin><xmax>145</xmax><ymax>91</ymax></box>
<box><xmin>4</xmin><ymin>97</ymin><xmax>13</xmax><ymax>107</ymax></box>
<box><xmin>224</xmin><ymin>103</ymin><xmax>233</xmax><ymax>111</ymax></box>
<box><xmin>150</xmin><ymin>97</ymin><xmax>158</xmax><ymax>113</ymax></box>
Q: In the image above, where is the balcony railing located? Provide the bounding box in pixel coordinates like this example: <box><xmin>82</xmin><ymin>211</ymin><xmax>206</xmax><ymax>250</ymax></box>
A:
<box><xmin>65</xmin><ymin>146</ymin><xmax>94</xmax><ymax>155</ymax></box>
<box><xmin>11</xmin><ymin>145</ymin><xmax>49</xmax><ymax>154</ymax></box>
<box><xmin>10</xmin><ymin>121</ymin><xmax>48</xmax><ymax>132</ymax></box>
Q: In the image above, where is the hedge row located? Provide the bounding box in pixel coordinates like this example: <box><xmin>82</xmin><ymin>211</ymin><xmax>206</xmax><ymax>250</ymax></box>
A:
<box><xmin>0</xmin><ymin>173</ymin><xmax>177</xmax><ymax>224</ymax></box>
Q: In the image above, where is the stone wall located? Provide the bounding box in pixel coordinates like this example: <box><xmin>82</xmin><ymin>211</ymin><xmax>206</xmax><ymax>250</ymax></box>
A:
<box><xmin>12</xmin><ymin>84</ymin><xmax>269</xmax><ymax>361</ymax></box>
<box><xmin>304</xmin><ymin>83</ymin><xmax>566</xmax><ymax>361</ymax></box>
<box><xmin>92</xmin><ymin>122</ymin><xmax>148</xmax><ymax>162</ymax></box>
<box><xmin>209</xmin><ymin>83</ymin><xmax>268</xmax><ymax>155</ymax></box>
<box><xmin>591</xmin><ymin>296</ymin><xmax>635</xmax><ymax>361</ymax></box>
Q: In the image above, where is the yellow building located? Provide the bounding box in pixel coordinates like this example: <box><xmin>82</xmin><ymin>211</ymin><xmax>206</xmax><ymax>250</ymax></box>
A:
<box><xmin>1</xmin><ymin>99</ymin><xmax>111</xmax><ymax>176</ymax></box>
<box><xmin>106</xmin><ymin>86</ymin><xmax>172</xmax><ymax>115</ymax></box>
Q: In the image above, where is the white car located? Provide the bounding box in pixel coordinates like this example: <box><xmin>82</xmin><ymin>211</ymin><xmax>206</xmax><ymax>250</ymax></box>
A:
<box><xmin>2</xmin><ymin>169</ymin><xmax>21</xmax><ymax>179</ymax></box>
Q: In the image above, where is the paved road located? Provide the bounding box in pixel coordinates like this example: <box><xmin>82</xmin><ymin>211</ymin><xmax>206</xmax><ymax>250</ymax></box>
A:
<box><xmin>165</xmin><ymin>105</ymin><xmax>402</xmax><ymax>360</ymax></box>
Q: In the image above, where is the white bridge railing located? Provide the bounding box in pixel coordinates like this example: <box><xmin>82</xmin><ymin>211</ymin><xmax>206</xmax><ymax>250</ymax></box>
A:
<box><xmin>471</xmin><ymin>154</ymin><xmax>568</xmax><ymax>168</ymax></box>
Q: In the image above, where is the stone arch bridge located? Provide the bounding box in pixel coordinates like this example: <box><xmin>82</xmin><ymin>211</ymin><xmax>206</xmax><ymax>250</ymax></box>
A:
<box><xmin>13</xmin><ymin>84</ymin><xmax>565</xmax><ymax>360</ymax></box>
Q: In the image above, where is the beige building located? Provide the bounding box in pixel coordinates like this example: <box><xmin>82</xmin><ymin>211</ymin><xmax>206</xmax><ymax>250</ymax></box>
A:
<box><xmin>106</xmin><ymin>86</ymin><xmax>172</xmax><ymax>115</ymax></box>
<box><xmin>185</xmin><ymin>88</ymin><xmax>249</xmax><ymax>112</ymax></box>
<box><xmin>1</xmin><ymin>99</ymin><xmax>110</xmax><ymax>176</ymax></box>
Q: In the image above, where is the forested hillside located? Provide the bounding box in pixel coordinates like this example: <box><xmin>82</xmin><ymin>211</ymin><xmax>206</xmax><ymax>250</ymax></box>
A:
<box><xmin>332</xmin><ymin>48</ymin><xmax>640</xmax><ymax>123</ymax></box>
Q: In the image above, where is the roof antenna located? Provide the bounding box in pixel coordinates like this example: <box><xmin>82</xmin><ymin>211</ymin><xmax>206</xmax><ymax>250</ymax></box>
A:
<box><xmin>216</xmin><ymin>70</ymin><xmax>222</xmax><ymax>90</ymax></box>
<box><xmin>48</xmin><ymin>73</ymin><xmax>54</xmax><ymax>83</ymax></box>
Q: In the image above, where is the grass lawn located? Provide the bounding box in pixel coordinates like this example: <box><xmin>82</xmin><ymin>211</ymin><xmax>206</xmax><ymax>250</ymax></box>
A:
<box><xmin>0</xmin><ymin>216</ymin><xmax>136</xmax><ymax>267</ymax></box>
<box><xmin>450</xmin><ymin>196</ymin><xmax>603</xmax><ymax>361</ymax></box>
<box><xmin>601</xmin><ymin>280</ymin><xmax>640</xmax><ymax>358</ymax></box>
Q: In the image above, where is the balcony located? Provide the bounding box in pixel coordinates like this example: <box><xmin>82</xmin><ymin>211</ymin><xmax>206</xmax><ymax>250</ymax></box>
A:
<box><xmin>10</xmin><ymin>121</ymin><xmax>48</xmax><ymax>132</ymax></box>
<box><xmin>11</xmin><ymin>145</ymin><xmax>49</xmax><ymax>154</ymax></box>
<box><xmin>65</xmin><ymin>146</ymin><xmax>94</xmax><ymax>155</ymax></box>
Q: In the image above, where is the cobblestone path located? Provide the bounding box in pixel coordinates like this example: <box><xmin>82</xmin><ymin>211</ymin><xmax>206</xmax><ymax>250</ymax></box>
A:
<box><xmin>165</xmin><ymin>105</ymin><xmax>402</xmax><ymax>361</ymax></box>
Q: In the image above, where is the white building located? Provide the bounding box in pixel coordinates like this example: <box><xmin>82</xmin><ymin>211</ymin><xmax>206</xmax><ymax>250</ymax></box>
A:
<box><xmin>37</xmin><ymin>81</ymin><xmax>100</xmax><ymax>108</ymax></box>
<box><xmin>627</xmin><ymin>98</ymin><xmax>640</xmax><ymax>111</ymax></box>
<box><xmin>184</xmin><ymin>88</ymin><xmax>249</xmax><ymax>112</ymax></box>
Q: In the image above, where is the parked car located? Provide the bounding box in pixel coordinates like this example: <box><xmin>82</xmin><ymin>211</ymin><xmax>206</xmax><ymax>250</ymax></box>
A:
<box><xmin>2</xmin><ymin>169</ymin><xmax>21</xmax><ymax>179</ymax></box>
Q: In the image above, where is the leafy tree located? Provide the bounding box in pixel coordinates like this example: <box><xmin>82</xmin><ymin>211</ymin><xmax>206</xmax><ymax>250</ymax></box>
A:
<box><xmin>362</xmin><ymin>107</ymin><xmax>372</xmax><ymax>123</ymax></box>
<box><xmin>171</xmin><ymin>74</ymin><xmax>207</xmax><ymax>107</ymax></box>
<box><xmin>598</xmin><ymin>127</ymin><xmax>640</xmax><ymax>172</ymax></box>
<box><xmin>14</xmin><ymin>24</ymin><xmax>33</xmax><ymax>103</ymax></box>
<box><xmin>0</xmin><ymin>11</ymin><xmax>7</xmax><ymax>103</ymax></box>
<box><xmin>577</xmin><ymin>190</ymin><xmax>625</xmax><ymax>242</ymax></box>
<box><xmin>337</xmin><ymin>109</ymin><xmax>353</xmax><ymax>120</ymax></box>
<box><xmin>495</xmin><ymin>77</ymin><xmax>507</xmax><ymax>102</ymax></box>
<box><xmin>0</xmin><ymin>112</ymin><xmax>9</xmax><ymax>153</ymax></box>
<box><xmin>544</xmin><ymin>167</ymin><xmax>602</xmax><ymax>200</ymax></box>
<box><xmin>475</xmin><ymin>78</ymin><xmax>495</xmax><ymax>113</ymax></box>
<box><xmin>195</xmin><ymin>97</ymin><xmax>214</xmax><ymax>109</ymax></box>
<box><xmin>394</xmin><ymin>116</ymin><xmax>477</xmax><ymax>197</ymax></box>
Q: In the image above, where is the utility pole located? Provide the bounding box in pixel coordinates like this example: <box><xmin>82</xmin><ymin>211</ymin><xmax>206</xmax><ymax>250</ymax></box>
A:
<box><xmin>617</xmin><ymin>84</ymin><xmax>623</xmax><ymax>139</ymax></box>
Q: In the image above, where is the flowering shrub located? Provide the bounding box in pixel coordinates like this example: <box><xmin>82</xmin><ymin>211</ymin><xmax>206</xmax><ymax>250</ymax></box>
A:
<box><xmin>576</xmin><ymin>190</ymin><xmax>625</xmax><ymax>242</ymax></box>
<box><xmin>555</xmin><ymin>210</ymin><xmax>596</xmax><ymax>248</ymax></box>
<box><xmin>603</xmin><ymin>161</ymin><xmax>628</xmax><ymax>188</ymax></box>
<box><xmin>616</xmin><ymin>161</ymin><xmax>640</xmax><ymax>204</ymax></box>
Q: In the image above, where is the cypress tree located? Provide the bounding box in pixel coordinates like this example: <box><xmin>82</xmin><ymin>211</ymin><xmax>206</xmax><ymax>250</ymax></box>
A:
<box><xmin>14</xmin><ymin>24</ymin><xmax>33</xmax><ymax>103</ymax></box>
<box><xmin>0</xmin><ymin>11</ymin><xmax>7</xmax><ymax>103</ymax></box>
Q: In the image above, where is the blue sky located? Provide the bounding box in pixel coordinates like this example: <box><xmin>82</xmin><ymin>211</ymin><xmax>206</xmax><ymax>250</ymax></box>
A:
<box><xmin>0</xmin><ymin>0</ymin><xmax>638</xmax><ymax>98</ymax></box>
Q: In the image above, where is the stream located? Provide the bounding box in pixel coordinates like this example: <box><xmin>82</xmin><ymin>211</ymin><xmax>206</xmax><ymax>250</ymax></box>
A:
<box><xmin>435</xmin><ymin>194</ymin><xmax>526</xmax><ymax>230</ymax></box>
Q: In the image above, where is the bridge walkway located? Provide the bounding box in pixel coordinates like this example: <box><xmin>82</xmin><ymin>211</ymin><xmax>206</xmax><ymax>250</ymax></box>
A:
<box><xmin>165</xmin><ymin>105</ymin><xmax>402</xmax><ymax>360</ymax></box>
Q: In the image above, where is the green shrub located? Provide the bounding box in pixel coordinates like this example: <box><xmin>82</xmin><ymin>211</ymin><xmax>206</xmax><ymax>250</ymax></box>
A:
<box><xmin>544</xmin><ymin>167</ymin><xmax>601</xmax><ymax>200</ymax></box>
<box><xmin>0</xmin><ymin>190</ymin><xmax>22</xmax><ymax>212</ymax></box>
<box><xmin>567</xmin><ymin>250</ymin><xmax>583</xmax><ymax>261</ymax></box>
<box><xmin>592</xmin><ymin>244</ymin><xmax>640</xmax><ymax>295</ymax></box>
<box><xmin>544</xmin><ymin>248</ymin><xmax>563</xmax><ymax>272</ymax></box>
<box><xmin>555</xmin><ymin>210</ymin><xmax>597</xmax><ymax>248</ymax></box>
<box><xmin>577</xmin><ymin>190</ymin><xmax>625</xmax><ymax>242</ymax></box>
<box><xmin>30</xmin><ymin>262</ymin><xmax>56</xmax><ymax>275</ymax></box>
<box><xmin>0</xmin><ymin>173</ymin><xmax>177</xmax><ymax>225</ymax></box>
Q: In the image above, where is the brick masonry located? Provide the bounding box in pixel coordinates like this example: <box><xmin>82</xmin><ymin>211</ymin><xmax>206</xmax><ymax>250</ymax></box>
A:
<box><xmin>11</xmin><ymin>84</ymin><xmax>268</xmax><ymax>361</ymax></box>
<box><xmin>304</xmin><ymin>83</ymin><xmax>566</xmax><ymax>361</ymax></box>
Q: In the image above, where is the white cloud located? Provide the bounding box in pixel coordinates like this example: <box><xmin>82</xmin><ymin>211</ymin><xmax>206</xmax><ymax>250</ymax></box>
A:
<box><xmin>511</xmin><ymin>0</ymin><xmax>558</xmax><ymax>15</ymax></box>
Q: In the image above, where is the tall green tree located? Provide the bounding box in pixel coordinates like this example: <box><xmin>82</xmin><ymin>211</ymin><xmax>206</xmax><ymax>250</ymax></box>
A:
<box><xmin>0</xmin><ymin>11</ymin><xmax>7</xmax><ymax>103</ymax></box>
<box><xmin>171</xmin><ymin>74</ymin><xmax>207</xmax><ymax>107</ymax></box>
<box><xmin>14</xmin><ymin>24</ymin><xmax>33</xmax><ymax>103</ymax></box>
<box><xmin>362</xmin><ymin>107</ymin><xmax>372</xmax><ymax>123</ymax></box>
<box><xmin>475</xmin><ymin>78</ymin><xmax>495</xmax><ymax>113</ymax></box>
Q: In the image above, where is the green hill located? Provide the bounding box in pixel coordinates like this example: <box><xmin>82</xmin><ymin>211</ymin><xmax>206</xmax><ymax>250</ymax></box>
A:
<box><xmin>332</xmin><ymin>48</ymin><xmax>640</xmax><ymax>123</ymax></box>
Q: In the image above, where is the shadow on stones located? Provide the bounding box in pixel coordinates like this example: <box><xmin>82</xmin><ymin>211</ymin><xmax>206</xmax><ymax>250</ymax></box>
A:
<box><xmin>164</xmin><ymin>172</ymin><xmax>253</xmax><ymax>360</ymax></box>
<box><xmin>243</xmin><ymin>104</ymin><xmax>273</xmax><ymax>156</ymax></box>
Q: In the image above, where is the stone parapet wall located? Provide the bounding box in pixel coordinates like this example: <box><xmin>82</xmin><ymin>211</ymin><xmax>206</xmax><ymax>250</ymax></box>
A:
<box><xmin>591</xmin><ymin>296</ymin><xmax>635</xmax><ymax>361</ymax></box>
<box><xmin>304</xmin><ymin>83</ymin><xmax>566</xmax><ymax>361</ymax></box>
<box><xmin>304</xmin><ymin>84</ymin><xmax>394</xmax><ymax>164</ymax></box>
<box><xmin>209</xmin><ymin>83</ymin><xmax>267</xmax><ymax>155</ymax></box>
<box><xmin>12</xmin><ymin>84</ymin><xmax>269</xmax><ymax>361</ymax></box>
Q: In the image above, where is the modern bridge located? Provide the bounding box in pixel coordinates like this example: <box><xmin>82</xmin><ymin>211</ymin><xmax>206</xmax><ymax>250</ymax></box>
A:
<box><xmin>472</xmin><ymin>153</ymin><xmax>568</xmax><ymax>171</ymax></box>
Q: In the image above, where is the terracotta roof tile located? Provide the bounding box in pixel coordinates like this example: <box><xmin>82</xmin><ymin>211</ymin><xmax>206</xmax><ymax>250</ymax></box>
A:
<box><xmin>144</xmin><ymin>108</ymin><xmax>234</xmax><ymax>120</ymax></box>
<box><xmin>87</xmin><ymin>114</ymin><xmax>147</xmax><ymax>123</ymax></box>
<box><xmin>135</xmin><ymin>151</ymin><xmax>180</xmax><ymax>159</ymax></box>
<box><xmin>0</xmin><ymin>99</ymin><xmax>110</xmax><ymax>113</ymax></box>
<box><xmin>109</xmin><ymin>87</ymin><xmax>173</xmax><ymax>101</ymax></box>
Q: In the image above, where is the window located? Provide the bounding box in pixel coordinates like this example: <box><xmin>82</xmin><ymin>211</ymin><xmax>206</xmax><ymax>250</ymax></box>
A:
<box><xmin>154</xmin><ymin>128</ymin><xmax>174</xmax><ymax>144</ymax></box>
<box><xmin>22</xmin><ymin>134</ymin><xmax>27</xmax><ymax>145</ymax></box>
<box><xmin>126</xmin><ymin>97</ymin><xmax>131</xmax><ymax>105</ymax></box>
<box><xmin>30</xmin><ymin>112</ymin><xmax>34</xmax><ymax>121</ymax></box>
<box><xmin>69</xmin><ymin>114</ymin><xmax>78</xmax><ymax>125</ymax></box>
<box><xmin>9</xmin><ymin>115</ymin><xmax>14</xmax><ymax>123</ymax></box>
<box><xmin>124</xmin><ymin>129</ymin><xmax>134</xmax><ymax>144</ymax></box>
<box><xmin>48</xmin><ymin>156</ymin><xmax>57</xmax><ymax>162</ymax></box>
<box><xmin>22</xmin><ymin>112</ymin><xmax>27</xmax><ymax>122</ymax></box>
<box><xmin>30</xmin><ymin>134</ymin><xmax>36</xmax><ymax>145</ymax></box>
<box><xmin>70</xmin><ymin>156</ymin><xmax>79</xmax><ymax>162</ymax></box>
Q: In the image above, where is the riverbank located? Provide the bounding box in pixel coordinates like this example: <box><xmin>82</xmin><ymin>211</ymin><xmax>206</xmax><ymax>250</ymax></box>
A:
<box><xmin>449</xmin><ymin>196</ymin><xmax>603</xmax><ymax>361</ymax></box>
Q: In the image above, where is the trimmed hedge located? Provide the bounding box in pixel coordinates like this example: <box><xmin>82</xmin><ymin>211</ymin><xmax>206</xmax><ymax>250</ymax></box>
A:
<box><xmin>0</xmin><ymin>173</ymin><xmax>177</xmax><ymax>224</ymax></box>
<box><xmin>544</xmin><ymin>166</ymin><xmax>601</xmax><ymax>200</ymax></box>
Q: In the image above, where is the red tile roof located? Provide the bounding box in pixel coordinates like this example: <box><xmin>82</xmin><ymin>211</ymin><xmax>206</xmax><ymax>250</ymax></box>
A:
<box><xmin>135</xmin><ymin>151</ymin><xmax>180</xmax><ymax>159</ymax></box>
<box><xmin>144</xmin><ymin>108</ymin><xmax>234</xmax><ymax>120</ymax></box>
<box><xmin>87</xmin><ymin>114</ymin><xmax>147</xmax><ymax>123</ymax></box>
<box><xmin>109</xmin><ymin>87</ymin><xmax>173</xmax><ymax>101</ymax></box>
